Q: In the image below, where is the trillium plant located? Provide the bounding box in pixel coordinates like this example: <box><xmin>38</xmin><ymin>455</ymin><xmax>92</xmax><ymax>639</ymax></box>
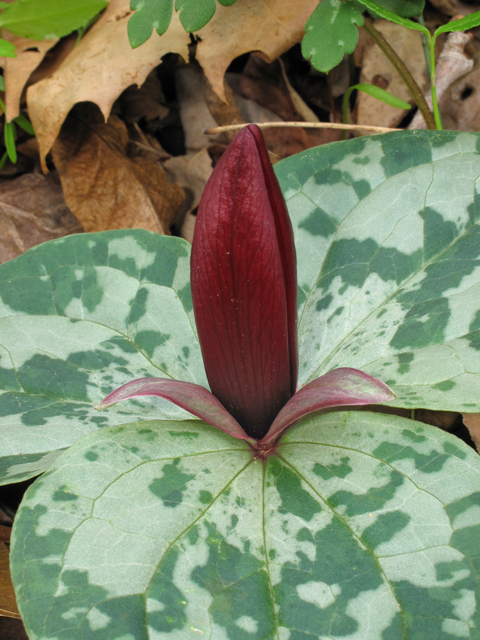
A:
<box><xmin>97</xmin><ymin>126</ymin><xmax>395</xmax><ymax>454</ymax></box>
<box><xmin>2</xmin><ymin>126</ymin><xmax>480</xmax><ymax>640</ymax></box>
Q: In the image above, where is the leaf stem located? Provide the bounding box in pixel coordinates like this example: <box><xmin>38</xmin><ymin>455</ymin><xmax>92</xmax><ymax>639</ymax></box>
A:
<box><xmin>361</xmin><ymin>20</ymin><xmax>437</xmax><ymax>130</ymax></box>
<box><xmin>430</xmin><ymin>34</ymin><xmax>443</xmax><ymax>129</ymax></box>
<box><xmin>418</xmin><ymin>13</ymin><xmax>432</xmax><ymax>76</ymax></box>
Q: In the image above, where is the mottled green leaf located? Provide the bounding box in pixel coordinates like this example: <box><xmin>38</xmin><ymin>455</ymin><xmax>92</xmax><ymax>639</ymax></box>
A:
<box><xmin>11</xmin><ymin>412</ymin><xmax>480</xmax><ymax>640</ymax></box>
<box><xmin>275</xmin><ymin>130</ymin><xmax>480</xmax><ymax>413</ymax></box>
<box><xmin>0</xmin><ymin>230</ymin><xmax>205</xmax><ymax>484</ymax></box>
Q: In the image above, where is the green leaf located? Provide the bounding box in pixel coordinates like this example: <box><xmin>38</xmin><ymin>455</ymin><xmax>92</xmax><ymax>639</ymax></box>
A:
<box><xmin>371</xmin><ymin>0</ymin><xmax>424</xmax><ymax>17</ymax></box>
<box><xmin>0</xmin><ymin>76</ymin><xmax>5</xmax><ymax>92</ymax></box>
<box><xmin>0</xmin><ymin>150</ymin><xmax>7</xmax><ymax>169</ymax></box>
<box><xmin>0</xmin><ymin>38</ymin><xmax>15</xmax><ymax>57</ymax></box>
<box><xmin>302</xmin><ymin>0</ymin><xmax>364</xmax><ymax>74</ymax></box>
<box><xmin>434</xmin><ymin>10</ymin><xmax>480</xmax><ymax>39</ymax></box>
<box><xmin>11</xmin><ymin>411</ymin><xmax>480</xmax><ymax>639</ymax></box>
<box><xmin>343</xmin><ymin>83</ymin><xmax>411</xmax><ymax>125</ymax></box>
<box><xmin>128</xmin><ymin>0</ymin><xmax>174</xmax><ymax>48</ymax></box>
<box><xmin>353</xmin><ymin>84</ymin><xmax>410</xmax><ymax>110</ymax></box>
<box><xmin>356</xmin><ymin>0</ymin><xmax>430</xmax><ymax>37</ymax></box>
<box><xmin>3</xmin><ymin>121</ymin><xmax>16</xmax><ymax>163</ymax></box>
<box><xmin>13</xmin><ymin>114</ymin><xmax>34</xmax><ymax>135</ymax></box>
<box><xmin>275</xmin><ymin>130</ymin><xmax>480</xmax><ymax>413</ymax></box>
<box><xmin>0</xmin><ymin>230</ymin><xmax>204</xmax><ymax>484</ymax></box>
<box><xmin>218</xmin><ymin>0</ymin><xmax>237</xmax><ymax>5</ymax></box>
<box><xmin>0</xmin><ymin>0</ymin><xmax>108</xmax><ymax>40</ymax></box>
<box><xmin>175</xmin><ymin>0</ymin><xmax>216</xmax><ymax>32</ymax></box>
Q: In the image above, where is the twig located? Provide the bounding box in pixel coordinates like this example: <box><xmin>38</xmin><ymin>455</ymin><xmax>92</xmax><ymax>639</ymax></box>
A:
<box><xmin>203</xmin><ymin>122</ymin><xmax>401</xmax><ymax>135</ymax></box>
<box><xmin>361</xmin><ymin>20</ymin><xmax>437</xmax><ymax>130</ymax></box>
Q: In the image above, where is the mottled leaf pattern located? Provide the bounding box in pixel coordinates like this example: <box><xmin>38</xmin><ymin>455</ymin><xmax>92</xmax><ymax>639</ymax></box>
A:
<box><xmin>276</xmin><ymin>131</ymin><xmax>480</xmax><ymax>412</ymax></box>
<box><xmin>0</xmin><ymin>230</ymin><xmax>206</xmax><ymax>483</ymax></box>
<box><xmin>11</xmin><ymin>413</ymin><xmax>480</xmax><ymax>639</ymax></box>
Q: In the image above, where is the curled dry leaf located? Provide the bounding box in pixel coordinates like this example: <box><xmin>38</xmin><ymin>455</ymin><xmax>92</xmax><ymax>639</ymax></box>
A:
<box><xmin>164</xmin><ymin>147</ymin><xmax>214</xmax><ymax>242</ymax></box>
<box><xmin>440</xmin><ymin>63</ymin><xmax>480</xmax><ymax>131</ymax></box>
<box><xmin>0</xmin><ymin>173</ymin><xmax>82</xmax><ymax>264</ymax></box>
<box><xmin>176</xmin><ymin>64</ymin><xmax>221</xmax><ymax>152</ymax></box>
<box><xmin>0</xmin><ymin>543</ymin><xmax>20</xmax><ymax>619</ymax></box>
<box><xmin>27</xmin><ymin>0</ymin><xmax>190</xmax><ymax>170</ymax></box>
<box><xmin>410</xmin><ymin>30</ymin><xmax>473</xmax><ymax>129</ymax></box>
<box><xmin>52</xmin><ymin>104</ymin><xmax>184</xmax><ymax>234</ymax></box>
<box><xmin>0</xmin><ymin>31</ymin><xmax>59</xmax><ymax>122</ymax></box>
<box><xmin>358</xmin><ymin>20</ymin><xmax>428</xmax><ymax>129</ymax></box>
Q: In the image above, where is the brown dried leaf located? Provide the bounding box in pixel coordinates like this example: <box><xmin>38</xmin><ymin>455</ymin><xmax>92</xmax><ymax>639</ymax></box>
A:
<box><xmin>413</xmin><ymin>409</ymin><xmax>460</xmax><ymax>431</ymax></box>
<box><xmin>0</xmin><ymin>543</ymin><xmax>20</xmax><ymax>619</ymax></box>
<box><xmin>176</xmin><ymin>65</ymin><xmax>221</xmax><ymax>152</ymax></box>
<box><xmin>410</xmin><ymin>30</ymin><xmax>473</xmax><ymax>129</ymax></box>
<box><xmin>52</xmin><ymin>104</ymin><xmax>184</xmax><ymax>233</ymax></box>
<box><xmin>357</xmin><ymin>20</ymin><xmax>429</xmax><ymax>128</ymax></box>
<box><xmin>0</xmin><ymin>172</ymin><xmax>82</xmax><ymax>264</ymax></box>
<box><xmin>0</xmin><ymin>526</ymin><xmax>10</xmax><ymax>543</ymax></box>
<box><xmin>438</xmin><ymin>60</ymin><xmax>480</xmax><ymax>131</ymax></box>
<box><xmin>27</xmin><ymin>0</ymin><xmax>190</xmax><ymax>169</ymax></box>
<box><xmin>0</xmin><ymin>31</ymin><xmax>59</xmax><ymax>122</ymax></box>
<box><xmin>26</xmin><ymin>0</ymin><xmax>318</xmax><ymax>168</ymax></box>
<box><xmin>429</xmin><ymin>0</ymin><xmax>480</xmax><ymax>16</ymax></box>
<box><xmin>462</xmin><ymin>413</ymin><xmax>480</xmax><ymax>453</ymax></box>
<box><xmin>196</xmin><ymin>0</ymin><xmax>319</xmax><ymax>101</ymax></box>
<box><xmin>236</xmin><ymin>54</ymin><xmax>341</xmax><ymax>156</ymax></box>
<box><xmin>119</xmin><ymin>70</ymin><xmax>169</xmax><ymax>123</ymax></box>
<box><xmin>164</xmin><ymin>148</ymin><xmax>213</xmax><ymax>242</ymax></box>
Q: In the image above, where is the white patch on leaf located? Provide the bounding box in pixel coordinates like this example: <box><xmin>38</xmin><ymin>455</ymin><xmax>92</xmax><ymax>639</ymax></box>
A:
<box><xmin>235</xmin><ymin>616</ymin><xmax>258</xmax><ymax>634</ymax></box>
<box><xmin>296</xmin><ymin>581</ymin><xmax>339</xmax><ymax>608</ymax></box>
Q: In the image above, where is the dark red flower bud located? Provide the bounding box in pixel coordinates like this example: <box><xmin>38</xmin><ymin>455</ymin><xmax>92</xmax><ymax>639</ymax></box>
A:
<box><xmin>191</xmin><ymin>124</ymin><xmax>298</xmax><ymax>439</ymax></box>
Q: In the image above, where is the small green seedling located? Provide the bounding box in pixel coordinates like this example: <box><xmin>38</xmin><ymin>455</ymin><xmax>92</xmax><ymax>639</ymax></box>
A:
<box><xmin>0</xmin><ymin>75</ymin><xmax>34</xmax><ymax>168</ymax></box>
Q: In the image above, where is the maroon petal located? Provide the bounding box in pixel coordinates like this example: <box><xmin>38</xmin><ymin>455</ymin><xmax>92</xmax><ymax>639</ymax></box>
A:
<box><xmin>96</xmin><ymin>377</ymin><xmax>251</xmax><ymax>441</ymax></box>
<box><xmin>191</xmin><ymin>124</ymin><xmax>298</xmax><ymax>440</ymax></box>
<box><xmin>259</xmin><ymin>368</ymin><xmax>397</xmax><ymax>444</ymax></box>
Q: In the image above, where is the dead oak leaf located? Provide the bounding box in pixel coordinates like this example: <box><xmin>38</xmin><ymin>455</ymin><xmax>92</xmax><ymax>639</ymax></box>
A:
<box><xmin>0</xmin><ymin>31</ymin><xmax>59</xmax><ymax>122</ymax></box>
<box><xmin>196</xmin><ymin>0</ymin><xmax>319</xmax><ymax>101</ymax></box>
<box><xmin>52</xmin><ymin>105</ymin><xmax>184</xmax><ymax>234</ymax></box>
<box><xmin>27</xmin><ymin>0</ymin><xmax>190</xmax><ymax>170</ymax></box>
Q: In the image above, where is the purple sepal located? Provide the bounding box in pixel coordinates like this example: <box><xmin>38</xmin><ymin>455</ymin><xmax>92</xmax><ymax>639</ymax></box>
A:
<box><xmin>96</xmin><ymin>377</ymin><xmax>251</xmax><ymax>441</ymax></box>
<box><xmin>259</xmin><ymin>368</ymin><xmax>396</xmax><ymax>445</ymax></box>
